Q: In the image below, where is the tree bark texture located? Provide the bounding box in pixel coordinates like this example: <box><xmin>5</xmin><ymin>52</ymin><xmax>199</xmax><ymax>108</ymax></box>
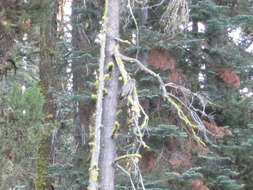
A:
<box><xmin>35</xmin><ymin>0</ymin><xmax>57</xmax><ymax>189</ymax></box>
<box><xmin>71</xmin><ymin>0</ymin><xmax>91</xmax><ymax>189</ymax></box>
<box><xmin>72</xmin><ymin>0</ymin><xmax>92</xmax><ymax>147</ymax></box>
<box><xmin>99</xmin><ymin>0</ymin><xmax>120</xmax><ymax>189</ymax></box>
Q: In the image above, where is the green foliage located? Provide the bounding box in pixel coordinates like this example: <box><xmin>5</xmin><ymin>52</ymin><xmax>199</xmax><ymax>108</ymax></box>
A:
<box><xmin>195</xmin><ymin>153</ymin><xmax>244</xmax><ymax>190</ymax></box>
<box><xmin>190</xmin><ymin>0</ymin><xmax>225</xmax><ymax>21</ymax></box>
<box><xmin>216</xmin><ymin>121</ymin><xmax>253</xmax><ymax>189</ymax></box>
<box><xmin>0</xmin><ymin>0</ymin><xmax>253</xmax><ymax>189</ymax></box>
<box><xmin>213</xmin><ymin>175</ymin><xmax>245</xmax><ymax>190</ymax></box>
<box><xmin>7</xmin><ymin>82</ymin><xmax>45</xmax><ymax>124</ymax></box>
<box><xmin>166</xmin><ymin>167</ymin><xmax>203</xmax><ymax>181</ymax></box>
<box><xmin>0</xmin><ymin>82</ymin><xmax>45</xmax><ymax>189</ymax></box>
<box><xmin>128</xmin><ymin>0</ymin><xmax>253</xmax><ymax>189</ymax></box>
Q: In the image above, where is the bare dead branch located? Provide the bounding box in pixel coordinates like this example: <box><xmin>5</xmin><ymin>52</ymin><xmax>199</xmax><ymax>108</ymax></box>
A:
<box><xmin>116</xmin><ymin>51</ymin><xmax>213</xmax><ymax>145</ymax></box>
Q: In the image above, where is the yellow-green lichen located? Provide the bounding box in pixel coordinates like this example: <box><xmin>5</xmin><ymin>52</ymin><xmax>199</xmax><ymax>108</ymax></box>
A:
<box><xmin>47</xmin><ymin>48</ymin><xmax>55</xmax><ymax>55</ymax></box>
<box><xmin>104</xmin><ymin>73</ymin><xmax>110</xmax><ymax>79</ymax></box>
<box><xmin>91</xmin><ymin>170</ymin><xmax>99</xmax><ymax>182</ymax></box>
<box><xmin>35</xmin><ymin>136</ymin><xmax>51</xmax><ymax>190</ymax></box>
<box><xmin>112</xmin><ymin>121</ymin><xmax>120</xmax><ymax>138</ymax></box>
<box><xmin>91</xmin><ymin>94</ymin><xmax>97</xmax><ymax>99</ymax></box>
<box><xmin>103</xmin><ymin>88</ymin><xmax>108</xmax><ymax>94</ymax></box>
<box><xmin>108</xmin><ymin>61</ymin><xmax>114</xmax><ymax>67</ymax></box>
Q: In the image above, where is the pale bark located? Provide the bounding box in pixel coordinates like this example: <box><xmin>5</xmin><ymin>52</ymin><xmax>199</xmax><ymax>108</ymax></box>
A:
<box><xmin>88</xmin><ymin>0</ymin><xmax>108</xmax><ymax>188</ymax></box>
<box><xmin>88</xmin><ymin>0</ymin><xmax>120</xmax><ymax>189</ymax></box>
<box><xmin>99</xmin><ymin>0</ymin><xmax>120</xmax><ymax>189</ymax></box>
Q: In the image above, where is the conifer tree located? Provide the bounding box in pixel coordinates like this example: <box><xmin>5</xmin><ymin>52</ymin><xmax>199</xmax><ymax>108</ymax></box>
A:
<box><xmin>35</xmin><ymin>0</ymin><xmax>58</xmax><ymax>189</ymax></box>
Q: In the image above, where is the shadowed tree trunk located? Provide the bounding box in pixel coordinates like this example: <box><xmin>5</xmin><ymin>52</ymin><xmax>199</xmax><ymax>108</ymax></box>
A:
<box><xmin>35</xmin><ymin>0</ymin><xmax>58</xmax><ymax>189</ymax></box>
<box><xmin>72</xmin><ymin>0</ymin><xmax>91</xmax><ymax>147</ymax></box>
<box><xmin>71</xmin><ymin>0</ymin><xmax>92</xmax><ymax>189</ymax></box>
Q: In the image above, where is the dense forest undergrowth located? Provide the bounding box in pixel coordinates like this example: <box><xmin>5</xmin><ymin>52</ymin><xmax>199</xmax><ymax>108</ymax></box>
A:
<box><xmin>0</xmin><ymin>0</ymin><xmax>253</xmax><ymax>190</ymax></box>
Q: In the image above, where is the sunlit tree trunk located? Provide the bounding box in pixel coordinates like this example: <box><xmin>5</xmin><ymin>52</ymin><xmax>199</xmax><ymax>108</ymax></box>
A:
<box><xmin>88</xmin><ymin>0</ymin><xmax>119</xmax><ymax>189</ymax></box>
<box><xmin>99</xmin><ymin>0</ymin><xmax>120</xmax><ymax>189</ymax></box>
<box><xmin>35</xmin><ymin>0</ymin><xmax>57</xmax><ymax>189</ymax></box>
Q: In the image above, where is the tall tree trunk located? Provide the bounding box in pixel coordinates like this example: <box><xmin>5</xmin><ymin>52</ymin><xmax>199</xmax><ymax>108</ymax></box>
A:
<box><xmin>72</xmin><ymin>0</ymin><xmax>91</xmax><ymax>147</ymax></box>
<box><xmin>88</xmin><ymin>0</ymin><xmax>119</xmax><ymax>189</ymax></box>
<box><xmin>99</xmin><ymin>0</ymin><xmax>120</xmax><ymax>189</ymax></box>
<box><xmin>71</xmin><ymin>0</ymin><xmax>91</xmax><ymax>189</ymax></box>
<box><xmin>35</xmin><ymin>0</ymin><xmax>57</xmax><ymax>189</ymax></box>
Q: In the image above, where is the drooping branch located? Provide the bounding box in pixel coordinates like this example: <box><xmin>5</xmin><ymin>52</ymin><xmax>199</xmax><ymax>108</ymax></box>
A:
<box><xmin>114</xmin><ymin>50</ymin><xmax>213</xmax><ymax>145</ymax></box>
<box><xmin>114</xmin><ymin>45</ymin><xmax>149</xmax><ymax>148</ymax></box>
<box><xmin>111</xmin><ymin>43</ymin><xmax>214</xmax><ymax>190</ymax></box>
<box><xmin>112</xmin><ymin>45</ymin><xmax>149</xmax><ymax>190</ymax></box>
<box><xmin>160</xmin><ymin>0</ymin><xmax>190</xmax><ymax>36</ymax></box>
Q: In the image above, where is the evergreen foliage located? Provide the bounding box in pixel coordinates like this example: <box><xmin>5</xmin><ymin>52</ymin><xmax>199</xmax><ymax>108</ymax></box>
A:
<box><xmin>0</xmin><ymin>82</ymin><xmax>45</xmax><ymax>189</ymax></box>
<box><xmin>0</xmin><ymin>0</ymin><xmax>253</xmax><ymax>189</ymax></box>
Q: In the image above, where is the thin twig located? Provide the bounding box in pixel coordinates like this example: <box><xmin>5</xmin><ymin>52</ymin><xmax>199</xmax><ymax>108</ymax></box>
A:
<box><xmin>147</xmin><ymin>0</ymin><xmax>166</xmax><ymax>9</ymax></box>
<box><xmin>116</xmin><ymin>163</ymin><xmax>137</xmax><ymax>190</ymax></box>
